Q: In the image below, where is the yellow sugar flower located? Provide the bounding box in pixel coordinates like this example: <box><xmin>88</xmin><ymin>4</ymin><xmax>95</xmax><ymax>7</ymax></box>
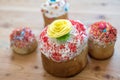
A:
<box><xmin>47</xmin><ymin>19</ymin><xmax>72</xmax><ymax>38</ymax></box>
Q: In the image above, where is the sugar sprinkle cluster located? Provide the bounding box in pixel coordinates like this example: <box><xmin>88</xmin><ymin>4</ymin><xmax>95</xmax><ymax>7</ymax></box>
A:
<box><xmin>10</xmin><ymin>27</ymin><xmax>36</xmax><ymax>48</ymax></box>
<box><xmin>89</xmin><ymin>21</ymin><xmax>117</xmax><ymax>44</ymax></box>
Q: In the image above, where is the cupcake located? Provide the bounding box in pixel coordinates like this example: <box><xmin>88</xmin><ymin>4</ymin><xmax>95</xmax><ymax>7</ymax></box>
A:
<box><xmin>39</xmin><ymin>19</ymin><xmax>88</xmax><ymax>77</ymax></box>
<box><xmin>88</xmin><ymin>21</ymin><xmax>117</xmax><ymax>60</ymax></box>
<box><xmin>41</xmin><ymin>0</ymin><xmax>69</xmax><ymax>26</ymax></box>
<box><xmin>10</xmin><ymin>27</ymin><xmax>38</xmax><ymax>55</ymax></box>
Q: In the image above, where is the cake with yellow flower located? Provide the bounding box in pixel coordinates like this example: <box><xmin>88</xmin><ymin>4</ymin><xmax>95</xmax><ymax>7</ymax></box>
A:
<box><xmin>10</xmin><ymin>27</ymin><xmax>38</xmax><ymax>55</ymax></box>
<box><xmin>41</xmin><ymin>0</ymin><xmax>69</xmax><ymax>26</ymax></box>
<box><xmin>39</xmin><ymin>19</ymin><xmax>88</xmax><ymax>77</ymax></box>
<box><xmin>88</xmin><ymin>21</ymin><xmax>117</xmax><ymax>60</ymax></box>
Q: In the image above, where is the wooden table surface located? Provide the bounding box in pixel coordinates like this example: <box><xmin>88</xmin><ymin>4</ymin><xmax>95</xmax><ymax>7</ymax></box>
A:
<box><xmin>0</xmin><ymin>0</ymin><xmax>120</xmax><ymax>80</ymax></box>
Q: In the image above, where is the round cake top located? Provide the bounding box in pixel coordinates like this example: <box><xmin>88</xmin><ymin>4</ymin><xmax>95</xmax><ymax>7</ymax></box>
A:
<box><xmin>10</xmin><ymin>27</ymin><xmax>36</xmax><ymax>48</ymax></box>
<box><xmin>39</xmin><ymin>19</ymin><xmax>88</xmax><ymax>62</ymax></box>
<box><xmin>41</xmin><ymin>0</ymin><xmax>69</xmax><ymax>18</ymax></box>
<box><xmin>89</xmin><ymin>21</ymin><xmax>117</xmax><ymax>45</ymax></box>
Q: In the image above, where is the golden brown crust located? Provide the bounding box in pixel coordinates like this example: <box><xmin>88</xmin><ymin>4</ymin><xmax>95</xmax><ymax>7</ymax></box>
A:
<box><xmin>88</xmin><ymin>39</ymin><xmax>114</xmax><ymax>60</ymax></box>
<box><xmin>41</xmin><ymin>46</ymin><xmax>88</xmax><ymax>77</ymax></box>
<box><xmin>43</xmin><ymin>13</ymin><xmax>68</xmax><ymax>26</ymax></box>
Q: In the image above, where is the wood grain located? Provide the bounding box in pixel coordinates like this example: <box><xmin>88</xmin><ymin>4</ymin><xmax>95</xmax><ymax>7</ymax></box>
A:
<box><xmin>0</xmin><ymin>0</ymin><xmax>120</xmax><ymax>80</ymax></box>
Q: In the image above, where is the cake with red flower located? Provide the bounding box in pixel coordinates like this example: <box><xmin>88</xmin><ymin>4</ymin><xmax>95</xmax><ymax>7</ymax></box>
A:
<box><xmin>10</xmin><ymin>27</ymin><xmax>38</xmax><ymax>55</ymax></box>
<box><xmin>39</xmin><ymin>19</ymin><xmax>88</xmax><ymax>77</ymax></box>
<box><xmin>88</xmin><ymin>21</ymin><xmax>117</xmax><ymax>60</ymax></box>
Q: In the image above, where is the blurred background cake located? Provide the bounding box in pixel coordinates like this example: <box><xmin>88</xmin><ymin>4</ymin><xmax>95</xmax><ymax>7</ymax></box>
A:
<box><xmin>88</xmin><ymin>21</ymin><xmax>117</xmax><ymax>60</ymax></box>
<box><xmin>10</xmin><ymin>27</ymin><xmax>38</xmax><ymax>55</ymax></box>
<box><xmin>39</xmin><ymin>19</ymin><xmax>88</xmax><ymax>77</ymax></box>
<box><xmin>41</xmin><ymin>0</ymin><xmax>69</xmax><ymax>26</ymax></box>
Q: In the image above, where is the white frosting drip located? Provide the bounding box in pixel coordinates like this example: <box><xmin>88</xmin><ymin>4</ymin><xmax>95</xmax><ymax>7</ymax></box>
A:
<box><xmin>41</xmin><ymin>0</ymin><xmax>69</xmax><ymax>18</ymax></box>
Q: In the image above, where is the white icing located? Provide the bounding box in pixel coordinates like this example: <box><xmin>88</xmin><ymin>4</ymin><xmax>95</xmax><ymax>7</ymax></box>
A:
<box><xmin>39</xmin><ymin>21</ymin><xmax>88</xmax><ymax>62</ymax></box>
<box><xmin>89</xmin><ymin>33</ymin><xmax>115</xmax><ymax>48</ymax></box>
<box><xmin>41</xmin><ymin>0</ymin><xmax>69</xmax><ymax>18</ymax></box>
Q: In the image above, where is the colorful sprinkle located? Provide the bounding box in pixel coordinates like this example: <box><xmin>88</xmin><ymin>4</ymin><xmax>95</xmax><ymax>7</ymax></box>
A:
<box><xmin>49</xmin><ymin>3</ymin><xmax>52</xmax><ymax>6</ymax></box>
<box><xmin>50</xmin><ymin>0</ymin><xmax>56</xmax><ymax>2</ymax></box>
<box><xmin>64</xmin><ymin>7</ymin><xmax>68</xmax><ymax>11</ymax></box>
<box><xmin>21</xmin><ymin>31</ymin><xmax>25</xmax><ymax>36</ymax></box>
<box><xmin>99</xmin><ymin>23</ymin><xmax>106</xmax><ymax>29</ymax></box>
<box><xmin>103</xmin><ymin>29</ymin><xmax>107</xmax><ymax>32</ymax></box>
<box><xmin>55</xmin><ymin>6</ymin><xmax>58</xmax><ymax>9</ymax></box>
<box><xmin>41</xmin><ymin>9</ymin><xmax>44</xmax><ymax>12</ymax></box>
<box><xmin>46</xmin><ymin>11</ymin><xmax>49</xmax><ymax>13</ymax></box>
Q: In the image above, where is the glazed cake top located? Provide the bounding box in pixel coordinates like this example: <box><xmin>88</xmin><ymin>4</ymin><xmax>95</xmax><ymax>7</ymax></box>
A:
<box><xmin>41</xmin><ymin>0</ymin><xmax>69</xmax><ymax>18</ymax></box>
<box><xmin>89</xmin><ymin>21</ymin><xmax>117</xmax><ymax>46</ymax></box>
<box><xmin>10</xmin><ymin>27</ymin><xmax>36</xmax><ymax>48</ymax></box>
<box><xmin>39</xmin><ymin>19</ymin><xmax>88</xmax><ymax>62</ymax></box>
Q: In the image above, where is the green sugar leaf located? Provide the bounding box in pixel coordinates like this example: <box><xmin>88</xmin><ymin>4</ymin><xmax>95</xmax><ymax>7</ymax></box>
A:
<box><xmin>57</xmin><ymin>33</ymin><xmax>70</xmax><ymax>41</ymax></box>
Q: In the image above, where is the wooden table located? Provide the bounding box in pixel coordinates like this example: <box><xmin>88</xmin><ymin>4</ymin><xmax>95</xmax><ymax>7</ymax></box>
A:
<box><xmin>0</xmin><ymin>0</ymin><xmax>120</xmax><ymax>80</ymax></box>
